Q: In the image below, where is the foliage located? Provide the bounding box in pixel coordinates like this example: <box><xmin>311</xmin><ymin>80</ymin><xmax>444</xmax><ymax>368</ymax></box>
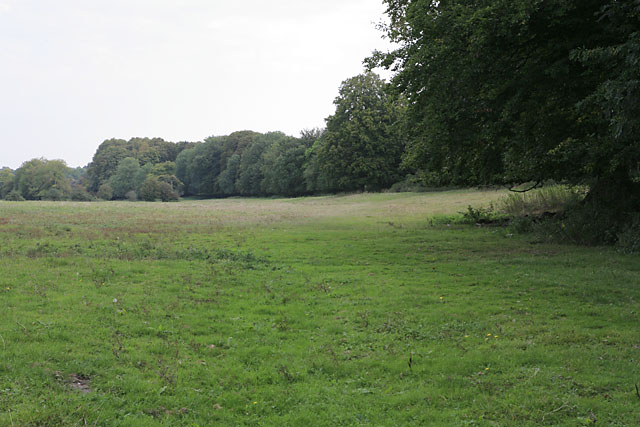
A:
<box><xmin>97</xmin><ymin>183</ymin><xmax>114</xmax><ymax>201</ymax></box>
<box><xmin>217</xmin><ymin>154</ymin><xmax>241</xmax><ymax>195</ymax></box>
<box><xmin>569</xmin><ymin>0</ymin><xmax>640</xmax><ymax>183</ymax></box>
<box><xmin>139</xmin><ymin>176</ymin><xmax>160</xmax><ymax>201</ymax></box>
<box><xmin>0</xmin><ymin>167</ymin><xmax>15</xmax><ymax>199</ymax></box>
<box><xmin>125</xmin><ymin>190</ymin><xmax>138</xmax><ymax>202</ymax></box>
<box><xmin>139</xmin><ymin>176</ymin><xmax>179</xmax><ymax>202</ymax></box>
<box><xmin>300</xmin><ymin>128</ymin><xmax>329</xmax><ymax>193</ymax></box>
<box><xmin>70</xmin><ymin>186</ymin><xmax>94</xmax><ymax>201</ymax></box>
<box><xmin>459</xmin><ymin>203</ymin><xmax>507</xmax><ymax>225</ymax></box>
<box><xmin>86</xmin><ymin>137</ymin><xmax>192</xmax><ymax>192</ymax></box>
<box><xmin>260</xmin><ymin>135</ymin><xmax>310</xmax><ymax>197</ymax></box>
<box><xmin>316</xmin><ymin>72</ymin><xmax>407</xmax><ymax>192</ymax></box>
<box><xmin>4</xmin><ymin>189</ymin><xmax>25</xmax><ymax>201</ymax></box>
<box><xmin>14</xmin><ymin>158</ymin><xmax>72</xmax><ymax>200</ymax></box>
<box><xmin>386</xmin><ymin>174</ymin><xmax>430</xmax><ymax>193</ymax></box>
<box><xmin>235</xmin><ymin>134</ymin><xmax>273</xmax><ymax>196</ymax></box>
<box><xmin>372</xmin><ymin>1</ymin><xmax>639</xmax><ymax>190</ymax></box>
<box><xmin>108</xmin><ymin>157</ymin><xmax>141</xmax><ymax>199</ymax></box>
<box><xmin>43</xmin><ymin>187</ymin><xmax>66</xmax><ymax>201</ymax></box>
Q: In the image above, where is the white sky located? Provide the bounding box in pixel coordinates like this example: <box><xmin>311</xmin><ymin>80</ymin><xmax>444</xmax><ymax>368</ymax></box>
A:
<box><xmin>0</xmin><ymin>0</ymin><xmax>393</xmax><ymax>169</ymax></box>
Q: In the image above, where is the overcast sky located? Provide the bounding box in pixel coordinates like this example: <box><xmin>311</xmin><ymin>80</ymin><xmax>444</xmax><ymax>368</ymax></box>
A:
<box><xmin>0</xmin><ymin>0</ymin><xmax>393</xmax><ymax>169</ymax></box>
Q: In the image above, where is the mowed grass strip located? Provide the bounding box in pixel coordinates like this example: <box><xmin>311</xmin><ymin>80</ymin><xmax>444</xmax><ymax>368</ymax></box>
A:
<box><xmin>0</xmin><ymin>190</ymin><xmax>638</xmax><ymax>426</ymax></box>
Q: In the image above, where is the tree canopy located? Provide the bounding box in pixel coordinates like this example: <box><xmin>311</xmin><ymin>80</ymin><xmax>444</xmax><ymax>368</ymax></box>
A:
<box><xmin>370</xmin><ymin>0</ymin><xmax>639</xmax><ymax>195</ymax></box>
<box><xmin>315</xmin><ymin>72</ymin><xmax>407</xmax><ymax>192</ymax></box>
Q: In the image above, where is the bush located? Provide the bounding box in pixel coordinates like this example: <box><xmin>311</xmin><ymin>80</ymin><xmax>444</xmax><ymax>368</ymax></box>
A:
<box><xmin>125</xmin><ymin>190</ymin><xmax>138</xmax><ymax>202</ymax></box>
<box><xmin>71</xmin><ymin>187</ymin><xmax>94</xmax><ymax>201</ymax></box>
<box><xmin>140</xmin><ymin>176</ymin><xmax>179</xmax><ymax>202</ymax></box>
<box><xmin>4</xmin><ymin>190</ymin><xmax>25</xmax><ymax>201</ymax></box>
<box><xmin>460</xmin><ymin>203</ymin><xmax>508</xmax><ymax>225</ymax></box>
<box><xmin>157</xmin><ymin>182</ymin><xmax>179</xmax><ymax>202</ymax></box>
<box><xmin>43</xmin><ymin>187</ymin><xmax>66</xmax><ymax>201</ymax></box>
<box><xmin>97</xmin><ymin>183</ymin><xmax>113</xmax><ymax>200</ymax></box>
<box><xmin>139</xmin><ymin>177</ymin><xmax>158</xmax><ymax>201</ymax></box>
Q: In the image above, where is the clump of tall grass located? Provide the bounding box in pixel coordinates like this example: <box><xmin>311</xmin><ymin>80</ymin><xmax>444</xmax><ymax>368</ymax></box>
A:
<box><xmin>499</xmin><ymin>185</ymin><xmax>586</xmax><ymax>218</ymax></box>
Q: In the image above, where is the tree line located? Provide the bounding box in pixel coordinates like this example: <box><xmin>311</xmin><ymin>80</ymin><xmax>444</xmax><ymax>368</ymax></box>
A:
<box><xmin>1</xmin><ymin>72</ymin><xmax>408</xmax><ymax>201</ymax></box>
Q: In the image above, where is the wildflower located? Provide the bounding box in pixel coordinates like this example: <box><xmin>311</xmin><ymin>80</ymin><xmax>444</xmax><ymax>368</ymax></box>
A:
<box><xmin>487</xmin><ymin>333</ymin><xmax>492</xmax><ymax>336</ymax></box>
<box><xmin>485</xmin><ymin>367</ymin><xmax>490</xmax><ymax>371</ymax></box>
<box><xmin>253</xmin><ymin>401</ymin><xmax>257</xmax><ymax>405</ymax></box>
<box><xmin>464</xmin><ymin>335</ymin><xmax>469</xmax><ymax>338</ymax></box>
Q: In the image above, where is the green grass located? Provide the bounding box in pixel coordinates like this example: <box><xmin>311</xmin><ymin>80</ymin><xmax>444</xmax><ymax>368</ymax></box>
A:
<box><xmin>0</xmin><ymin>190</ymin><xmax>638</xmax><ymax>426</ymax></box>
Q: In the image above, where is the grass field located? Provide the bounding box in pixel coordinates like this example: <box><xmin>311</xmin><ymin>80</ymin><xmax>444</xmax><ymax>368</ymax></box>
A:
<box><xmin>0</xmin><ymin>190</ymin><xmax>638</xmax><ymax>426</ymax></box>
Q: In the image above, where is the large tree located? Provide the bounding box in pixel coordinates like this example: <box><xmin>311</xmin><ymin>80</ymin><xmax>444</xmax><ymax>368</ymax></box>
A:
<box><xmin>316</xmin><ymin>72</ymin><xmax>407</xmax><ymax>192</ymax></box>
<box><xmin>0</xmin><ymin>167</ymin><xmax>15</xmax><ymax>199</ymax></box>
<box><xmin>260</xmin><ymin>135</ymin><xmax>309</xmax><ymax>196</ymax></box>
<box><xmin>86</xmin><ymin>137</ymin><xmax>191</xmax><ymax>192</ymax></box>
<box><xmin>370</xmin><ymin>0</ymin><xmax>639</xmax><ymax>191</ymax></box>
<box><xmin>108</xmin><ymin>157</ymin><xmax>141</xmax><ymax>199</ymax></box>
<box><xmin>14</xmin><ymin>158</ymin><xmax>72</xmax><ymax>200</ymax></box>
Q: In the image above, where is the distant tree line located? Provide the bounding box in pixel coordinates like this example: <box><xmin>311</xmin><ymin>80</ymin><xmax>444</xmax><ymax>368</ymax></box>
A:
<box><xmin>1</xmin><ymin>72</ymin><xmax>409</xmax><ymax>201</ymax></box>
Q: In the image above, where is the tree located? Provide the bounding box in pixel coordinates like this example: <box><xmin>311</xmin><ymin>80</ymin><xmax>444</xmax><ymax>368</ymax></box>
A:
<box><xmin>14</xmin><ymin>158</ymin><xmax>72</xmax><ymax>200</ymax></box>
<box><xmin>97</xmin><ymin>183</ymin><xmax>114</xmax><ymax>200</ymax></box>
<box><xmin>86</xmin><ymin>137</ymin><xmax>194</xmax><ymax>192</ymax></box>
<box><xmin>300</xmin><ymin>128</ymin><xmax>330</xmax><ymax>193</ymax></box>
<box><xmin>0</xmin><ymin>167</ymin><xmax>15</xmax><ymax>199</ymax></box>
<box><xmin>217</xmin><ymin>154</ymin><xmax>241</xmax><ymax>195</ymax></box>
<box><xmin>86</xmin><ymin>139</ymin><xmax>129</xmax><ymax>192</ymax></box>
<box><xmin>139</xmin><ymin>176</ymin><xmax>179</xmax><ymax>202</ymax></box>
<box><xmin>261</xmin><ymin>136</ymin><xmax>309</xmax><ymax>196</ymax></box>
<box><xmin>372</xmin><ymin>0</ymin><xmax>638</xmax><ymax>185</ymax></box>
<box><xmin>108</xmin><ymin>157</ymin><xmax>141</xmax><ymax>199</ymax></box>
<box><xmin>235</xmin><ymin>133</ymin><xmax>281</xmax><ymax>196</ymax></box>
<box><xmin>316</xmin><ymin>72</ymin><xmax>407</xmax><ymax>192</ymax></box>
<box><xmin>370</xmin><ymin>0</ymin><xmax>640</xmax><ymax>241</ymax></box>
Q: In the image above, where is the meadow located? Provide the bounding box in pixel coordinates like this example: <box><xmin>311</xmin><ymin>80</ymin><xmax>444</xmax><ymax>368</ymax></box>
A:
<box><xmin>0</xmin><ymin>190</ymin><xmax>638</xmax><ymax>426</ymax></box>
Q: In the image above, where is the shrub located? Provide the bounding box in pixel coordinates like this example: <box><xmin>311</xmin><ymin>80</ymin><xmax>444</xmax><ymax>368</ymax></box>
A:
<box><xmin>387</xmin><ymin>175</ymin><xmax>426</xmax><ymax>192</ymax></box>
<box><xmin>157</xmin><ymin>182</ymin><xmax>179</xmax><ymax>202</ymax></box>
<box><xmin>97</xmin><ymin>183</ymin><xmax>113</xmax><ymax>200</ymax></box>
<box><xmin>4</xmin><ymin>190</ymin><xmax>25</xmax><ymax>201</ymax></box>
<box><xmin>140</xmin><ymin>176</ymin><xmax>179</xmax><ymax>202</ymax></box>
<box><xmin>125</xmin><ymin>190</ymin><xmax>138</xmax><ymax>202</ymax></box>
<box><xmin>459</xmin><ymin>203</ymin><xmax>508</xmax><ymax>225</ymax></box>
<box><xmin>139</xmin><ymin>177</ymin><xmax>159</xmax><ymax>201</ymax></box>
<box><xmin>71</xmin><ymin>187</ymin><xmax>94</xmax><ymax>201</ymax></box>
<box><xmin>43</xmin><ymin>187</ymin><xmax>66</xmax><ymax>201</ymax></box>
